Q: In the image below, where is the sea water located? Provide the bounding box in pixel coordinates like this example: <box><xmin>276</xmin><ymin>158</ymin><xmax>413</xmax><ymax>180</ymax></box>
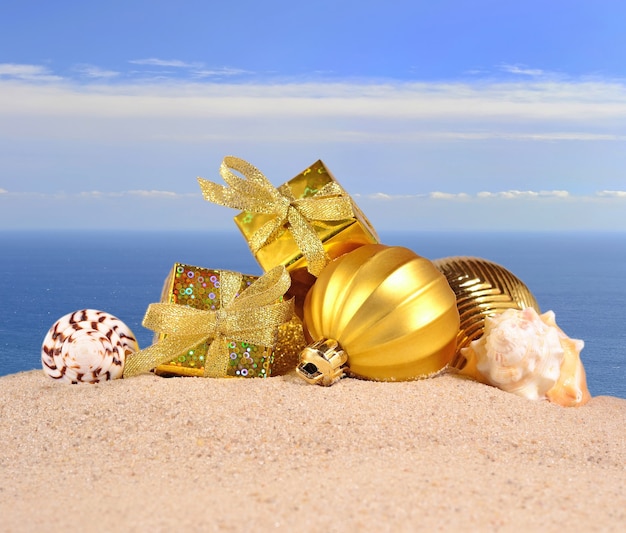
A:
<box><xmin>1</xmin><ymin>230</ymin><xmax>624</xmax><ymax>398</ymax></box>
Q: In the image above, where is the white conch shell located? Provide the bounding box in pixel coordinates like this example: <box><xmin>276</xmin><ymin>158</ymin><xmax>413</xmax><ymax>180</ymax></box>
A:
<box><xmin>459</xmin><ymin>307</ymin><xmax>590</xmax><ymax>407</ymax></box>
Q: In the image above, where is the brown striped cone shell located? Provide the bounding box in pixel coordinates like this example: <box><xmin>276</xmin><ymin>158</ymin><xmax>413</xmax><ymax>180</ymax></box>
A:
<box><xmin>432</xmin><ymin>256</ymin><xmax>540</xmax><ymax>370</ymax></box>
<box><xmin>41</xmin><ymin>309</ymin><xmax>139</xmax><ymax>384</ymax></box>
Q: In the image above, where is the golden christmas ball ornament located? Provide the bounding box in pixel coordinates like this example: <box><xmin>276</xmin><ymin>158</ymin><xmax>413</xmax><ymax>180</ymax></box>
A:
<box><xmin>296</xmin><ymin>244</ymin><xmax>460</xmax><ymax>386</ymax></box>
<box><xmin>432</xmin><ymin>256</ymin><xmax>540</xmax><ymax>371</ymax></box>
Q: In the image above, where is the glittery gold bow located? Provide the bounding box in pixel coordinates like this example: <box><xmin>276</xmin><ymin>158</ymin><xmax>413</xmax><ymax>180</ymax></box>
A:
<box><xmin>123</xmin><ymin>266</ymin><xmax>294</xmax><ymax>378</ymax></box>
<box><xmin>197</xmin><ymin>156</ymin><xmax>355</xmax><ymax>276</ymax></box>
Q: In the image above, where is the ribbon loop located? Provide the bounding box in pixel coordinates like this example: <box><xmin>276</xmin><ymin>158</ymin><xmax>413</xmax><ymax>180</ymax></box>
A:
<box><xmin>123</xmin><ymin>266</ymin><xmax>294</xmax><ymax>378</ymax></box>
<box><xmin>198</xmin><ymin>156</ymin><xmax>356</xmax><ymax>276</ymax></box>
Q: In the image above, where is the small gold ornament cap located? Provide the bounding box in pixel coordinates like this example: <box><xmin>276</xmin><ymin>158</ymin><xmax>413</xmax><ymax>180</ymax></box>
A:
<box><xmin>296</xmin><ymin>338</ymin><xmax>348</xmax><ymax>386</ymax></box>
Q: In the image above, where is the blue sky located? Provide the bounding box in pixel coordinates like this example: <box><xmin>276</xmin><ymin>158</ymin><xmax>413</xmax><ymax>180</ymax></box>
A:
<box><xmin>1</xmin><ymin>0</ymin><xmax>625</xmax><ymax>231</ymax></box>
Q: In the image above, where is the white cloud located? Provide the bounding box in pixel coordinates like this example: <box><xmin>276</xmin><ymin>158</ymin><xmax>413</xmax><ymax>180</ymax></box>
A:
<box><xmin>500</xmin><ymin>64</ymin><xmax>545</xmax><ymax>77</ymax></box>
<box><xmin>366</xmin><ymin>192</ymin><xmax>393</xmax><ymax>200</ymax></box>
<box><xmin>430</xmin><ymin>192</ymin><xmax>471</xmax><ymax>200</ymax></box>
<box><xmin>3</xmin><ymin>189</ymin><xmax>625</xmax><ymax>231</ymax></box>
<box><xmin>1</xmin><ymin>63</ymin><xmax>624</xmax><ymax>224</ymax></box>
<box><xmin>477</xmin><ymin>190</ymin><xmax>570</xmax><ymax>199</ymax></box>
<box><xmin>499</xmin><ymin>132</ymin><xmax>626</xmax><ymax>142</ymax></box>
<box><xmin>2</xmin><ymin>77</ymin><xmax>625</xmax><ymax>128</ymax></box>
<box><xmin>352</xmin><ymin>191</ymin><xmax>626</xmax><ymax>232</ymax></box>
<box><xmin>544</xmin><ymin>190</ymin><xmax>570</xmax><ymax>198</ymax></box>
<box><xmin>192</xmin><ymin>67</ymin><xmax>253</xmax><ymax>78</ymax></box>
<box><xmin>75</xmin><ymin>64</ymin><xmax>120</xmax><ymax>79</ymax></box>
<box><xmin>129</xmin><ymin>58</ymin><xmax>201</xmax><ymax>68</ymax></box>
<box><xmin>477</xmin><ymin>190</ymin><xmax>535</xmax><ymax>199</ymax></box>
<box><xmin>76</xmin><ymin>190</ymin><xmax>194</xmax><ymax>198</ymax></box>
<box><xmin>362</xmin><ymin>190</ymin><xmax>596</xmax><ymax>201</ymax></box>
<box><xmin>366</xmin><ymin>190</ymin><xmax>626</xmax><ymax>203</ymax></box>
<box><xmin>0</xmin><ymin>188</ymin><xmax>7</xmax><ymax>194</ymax></box>
<box><xmin>0</xmin><ymin>63</ymin><xmax>62</xmax><ymax>82</ymax></box>
<box><xmin>362</xmin><ymin>192</ymin><xmax>420</xmax><ymax>200</ymax></box>
<box><xmin>127</xmin><ymin>189</ymin><xmax>185</xmax><ymax>197</ymax></box>
<box><xmin>596</xmin><ymin>190</ymin><xmax>626</xmax><ymax>198</ymax></box>
<box><xmin>78</xmin><ymin>190</ymin><xmax>108</xmax><ymax>198</ymax></box>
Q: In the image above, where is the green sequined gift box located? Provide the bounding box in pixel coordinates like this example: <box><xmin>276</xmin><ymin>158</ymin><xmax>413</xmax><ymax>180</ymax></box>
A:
<box><xmin>154</xmin><ymin>263</ymin><xmax>278</xmax><ymax>378</ymax></box>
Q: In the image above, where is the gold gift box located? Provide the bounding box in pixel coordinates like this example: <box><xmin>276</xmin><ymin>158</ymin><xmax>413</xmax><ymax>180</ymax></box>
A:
<box><xmin>234</xmin><ymin>160</ymin><xmax>379</xmax><ymax>317</ymax></box>
<box><xmin>234</xmin><ymin>160</ymin><xmax>379</xmax><ymax>274</ymax></box>
<box><xmin>154</xmin><ymin>263</ymin><xmax>276</xmax><ymax>378</ymax></box>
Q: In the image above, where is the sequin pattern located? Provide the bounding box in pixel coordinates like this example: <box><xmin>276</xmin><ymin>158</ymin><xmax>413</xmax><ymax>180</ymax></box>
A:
<box><xmin>156</xmin><ymin>264</ymin><xmax>274</xmax><ymax>378</ymax></box>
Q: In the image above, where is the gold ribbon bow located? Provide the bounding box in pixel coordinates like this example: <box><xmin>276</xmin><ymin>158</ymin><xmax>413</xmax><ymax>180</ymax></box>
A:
<box><xmin>123</xmin><ymin>265</ymin><xmax>294</xmax><ymax>378</ymax></box>
<box><xmin>197</xmin><ymin>156</ymin><xmax>355</xmax><ymax>276</ymax></box>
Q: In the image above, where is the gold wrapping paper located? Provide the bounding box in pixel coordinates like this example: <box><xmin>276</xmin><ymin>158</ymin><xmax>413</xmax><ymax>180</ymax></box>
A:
<box><xmin>198</xmin><ymin>157</ymin><xmax>379</xmax><ymax>279</ymax></box>
<box><xmin>122</xmin><ymin>265</ymin><xmax>294</xmax><ymax>378</ymax></box>
<box><xmin>271</xmin><ymin>315</ymin><xmax>308</xmax><ymax>376</ymax></box>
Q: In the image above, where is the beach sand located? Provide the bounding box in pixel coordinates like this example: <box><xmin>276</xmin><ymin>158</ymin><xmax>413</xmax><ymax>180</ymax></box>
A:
<box><xmin>1</xmin><ymin>370</ymin><xmax>625</xmax><ymax>532</ymax></box>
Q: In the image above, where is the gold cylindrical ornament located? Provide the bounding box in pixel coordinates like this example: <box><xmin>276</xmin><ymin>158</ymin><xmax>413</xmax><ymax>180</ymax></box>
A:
<box><xmin>432</xmin><ymin>256</ymin><xmax>540</xmax><ymax>371</ymax></box>
<box><xmin>297</xmin><ymin>244</ymin><xmax>460</xmax><ymax>385</ymax></box>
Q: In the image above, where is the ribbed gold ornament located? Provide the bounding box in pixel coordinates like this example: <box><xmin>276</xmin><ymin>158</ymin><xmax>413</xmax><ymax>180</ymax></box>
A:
<box><xmin>297</xmin><ymin>244</ymin><xmax>460</xmax><ymax>385</ymax></box>
<box><xmin>432</xmin><ymin>256</ymin><xmax>540</xmax><ymax>370</ymax></box>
